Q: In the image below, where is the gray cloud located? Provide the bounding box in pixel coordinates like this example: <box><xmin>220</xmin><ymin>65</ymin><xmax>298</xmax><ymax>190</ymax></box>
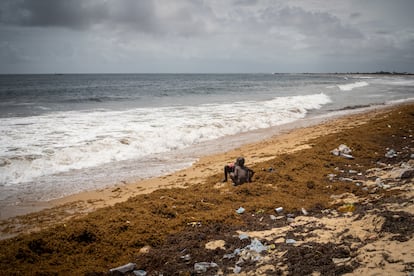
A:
<box><xmin>0</xmin><ymin>0</ymin><xmax>160</xmax><ymax>32</ymax></box>
<box><xmin>0</xmin><ymin>0</ymin><xmax>210</xmax><ymax>36</ymax></box>
<box><xmin>0</xmin><ymin>0</ymin><xmax>413</xmax><ymax>73</ymax></box>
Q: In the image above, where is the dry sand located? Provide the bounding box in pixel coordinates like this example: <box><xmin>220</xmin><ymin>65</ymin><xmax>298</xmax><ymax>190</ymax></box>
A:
<box><xmin>0</xmin><ymin>103</ymin><xmax>413</xmax><ymax>275</ymax></box>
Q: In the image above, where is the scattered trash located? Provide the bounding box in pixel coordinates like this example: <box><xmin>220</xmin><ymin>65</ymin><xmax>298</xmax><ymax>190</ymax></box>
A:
<box><xmin>338</xmin><ymin>204</ymin><xmax>355</xmax><ymax>213</ymax></box>
<box><xmin>286</xmin><ymin>239</ymin><xmax>296</xmax><ymax>244</ymax></box>
<box><xmin>287</xmin><ymin>217</ymin><xmax>294</xmax><ymax>223</ymax></box>
<box><xmin>180</xmin><ymin>254</ymin><xmax>191</xmax><ymax>262</ymax></box>
<box><xmin>133</xmin><ymin>270</ymin><xmax>147</xmax><ymax>276</ymax></box>
<box><xmin>331</xmin><ymin>144</ymin><xmax>354</xmax><ymax>159</ymax></box>
<box><xmin>109</xmin><ymin>263</ymin><xmax>136</xmax><ymax>274</ymax></box>
<box><xmin>327</xmin><ymin>174</ymin><xmax>336</xmax><ymax>181</ymax></box>
<box><xmin>269</xmin><ymin>215</ymin><xmax>277</xmax><ymax>220</ymax></box>
<box><xmin>236</xmin><ymin>207</ymin><xmax>245</xmax><ymax>214</ymax></box>
<box><xmin>239</xmin><ymin>233</ymin><xmax>249</xmax><ymax>240</ymax></box>
<box><xmin>255</xmin><ymin>209</ymin><xmax>265</xmax><ymax>214</ymax></box>
<box><xmin>223</xmin><ymin>248</ymin><xmax>241</xmax><ymax>259</ymax></box>
<box><xmin>194</xmin><ymin>262</ymin><xmax>218</xmax><ymax>273</ymax></box>
<box><xmin>233</xmin><ymin>265</ymin><xmax>242</xmax><ymax>274</ymax></box>
<box><xmin>332</xmin><ymin>257</ymin><xmax>351</xmax><ymax>264</ymax></box>
<box><xmin>301</xmin><ymin>208</ymin><xmax>308</xmax><ymax>216</ymax></box>
<box><xmin>375</xmin><ymin>178</ymin><xmax>391</xmax><ymax>189</ymax></box>
<box><xmin>245</xmin><ymin>238</ymin><xmax>268</xmax><ymax>253</ymax></box>
<box><xmin>267</xmin><ymin>244</ymin><xmax>276</xmax><ymax>252</ymax></box>
<box><xmin>187</xmin><ymin>221</ymin><xmax>202</xmax><ymax>227</ymax></box>
<box><xmin>341</xmin><ymin>153</ymin><xmax>355</xmax><ymax>159</ymax></box>
<box><xmin>385</xmin><ymin>149</ymin><xmax>397</xmax><ymax>158</ymax></box>
<box><xmin>275</xmin><ymin>207</ymin><xmax>283</xmax><ymax>213</ymax></box>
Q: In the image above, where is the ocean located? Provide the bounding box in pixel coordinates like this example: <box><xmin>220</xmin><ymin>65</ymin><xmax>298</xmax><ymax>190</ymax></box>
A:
<box><xmin>0</xmin><ymin>73</ymin><xmax>413</xmax><ymax>207</ymax></box>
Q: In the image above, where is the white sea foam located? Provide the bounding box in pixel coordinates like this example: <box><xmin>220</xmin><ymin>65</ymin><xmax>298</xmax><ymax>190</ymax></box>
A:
<box><xmin>337</xmin><ymin>81</ymin><xmax>369</xmax><ymax>91</ymax></box>
<box><xmin>0</xmin><ymin>93</ymin><xmax>331</xmax><ymax>187</ymax></box>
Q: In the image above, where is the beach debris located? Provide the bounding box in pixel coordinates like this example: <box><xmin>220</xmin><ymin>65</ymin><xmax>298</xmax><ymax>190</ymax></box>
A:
<box><xmin>239</xmin><ymin>233</ymin><xmax>249</xmax><ymax>240</ymax></box>
<box><xmin>301</xmin><ymin>208</ymin><xmax>309</xmax><ymax>216</ymax></box>
<box><xmin>327</xmin><ymin>174</ymin><xmax>336</xmax><ymax>181</ymax></box>
<box><xmin>180</xmin><ymin>254</ymin><xmax>191</xmax><ymax>262</ymax></box>
<box><xmin>223</xmin><ymin>248</ymin><xmax>241</xmax><ymax>259</ymax></box>
<box><xmin>270</xmin><ymin>215</ymin><xmax>277</xmax><ymax>220</ymax></box>
<box><xmin>187</xmin><ymin>221</ymin><xmax>202</xmax><ymax>227</ymax></box>
<box><xmin>338</xmin><ymin>204</ymin><xmax>355</xmax><ymax>213</ymax></box>
<box><xmin>255</xmin><ymin>209</ymin><xmax>265</xmax><ymax>214</ymax></box>
<box><xmin>331</xmin><ymin>144</ymin><xmax>354</xmax><ymax>159</ymax></box>
<box><xmin>385</xmin><ymin>149</ymin><xmax>397</xmax><ymax>158</ymax></box>
<box><xmin>375</xmin><ymin>177</ymin><xmax>391</xmax><ymax>189</ymax></box>
<box><xmin>233</xmin><ymin>265</ymin><xmax>242</xmax><ymax>274</ymax></box>
<box><xmin>194</xmin><ymin>262</ymin><xmax>218</xmax><ymax>273</ymax></box>
<box><xmin>109</xmin><ymin>262</ymin><xmax>136</xmax><ymax>274</ymax></box>
<box><xmin>332</xmin><ymin>257</ymin><xmax>351</xmax><ymax>264</ymax></box>
<box><xmin>286</xmin><ymin>239</ymin><xmax>296</xmax><ymax>244</ymax></box>
<box><xmin>287</xmin><ymin>217</ymin><xmax>294</xmax><ymax>223</ymax></box>
<box><xmin>133</xmin><ymin>270</ymin><xmax>147</xmax><ymax>276</ymax></box>
<box><xmin>138</xmin><ymin>246</ymin><xmax>151</xmax><ymax>254</ymax></box>
<box><xmin>246</xmin><ymin>238</ymin><xmax>268</xmax><ymax>253</ymax></box>
<box><xmin>275</xmin><ymin>207</ymin><xmax>283</xmax><ymax>213</ymax></box>
<box><xmin>236</xmin><ymin>207</ymin><xmax>245</xmax><ymax>214</ymax></box>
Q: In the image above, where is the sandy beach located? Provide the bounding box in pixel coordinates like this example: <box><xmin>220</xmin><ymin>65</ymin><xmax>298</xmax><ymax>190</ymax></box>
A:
<box><xmin>0</xmin><ymin>103</ymin><xmax>413</xmax><ymax>275</ymax></box>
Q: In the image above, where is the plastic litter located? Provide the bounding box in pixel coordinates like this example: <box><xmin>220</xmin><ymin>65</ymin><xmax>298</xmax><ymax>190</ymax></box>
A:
<box><xmin>233</xmin><ymin>265</ymin><xmax>242</xmax><ymax>274</ymax></box>
<box><xmin>301</xmin><ymin>208</ymin><xmax>309</xmax><ymax>216</ymax></box>
<box><xmin>223</xmin><ymin>248</ymin><xmax>241</xmax><ymax>259</ymax></box>
<box><xmin>194</xmin><ymin>262</ymin><xmax>218</xmax><ymax>273</ymax></box>
<box><xmin>331</xmin><ymin>144</ymin><xmax>354</xmax><ymax>159</ymax></box>
<box><xmin>133</xmin><ymin>270</ymin><xmax>147</xmax><ymax>276</ymax></box>
<box><xmin>239</xmin><ymin>233</ymin><xmax>249</xmax><ymax>240</ymax></box>
<box><xmin>275</xmin><ymin>207</ymin><xmax>283</xmax><ymax>213</ymax></box>
<box><xmin>245</xmin><ymin>238</ymin><xmax>268</xmax><ymax>253</ymax></box>
<box><xmin>109</xmin><ymin>263</ymin><xmax>136</xmax><ymax>274</ymax></box>
<box><xmin>285</xmin><ymin>239</ymin><xmax>296</xmax><ymax>244</ymax></box>
<box><xmin>236</xmin><ymin>207</ymin><xmax>245</xmax><ymax>214</ymax></box>
<box><xmin>338</xmin><ymin>204</ymin><xmax>355</xmax><ymax>213</ymax></box>
<box><xmin>385</xmin><ymin>149</ymin><xmax>397</xmax><ymax>158</ymax></box>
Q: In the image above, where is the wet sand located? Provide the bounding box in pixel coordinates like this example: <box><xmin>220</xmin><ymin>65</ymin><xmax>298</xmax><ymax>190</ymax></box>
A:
<box><xmin>0</xmin><ymin>103</ymin><xmax>413</xmax><ymax>275</ymax></box>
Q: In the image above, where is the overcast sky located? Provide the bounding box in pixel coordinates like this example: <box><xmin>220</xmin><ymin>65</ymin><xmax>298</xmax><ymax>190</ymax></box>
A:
<box><xmin>0</xmin><ymin>0</ymin><xmax>413</xmax><ymax>74</ymax></box>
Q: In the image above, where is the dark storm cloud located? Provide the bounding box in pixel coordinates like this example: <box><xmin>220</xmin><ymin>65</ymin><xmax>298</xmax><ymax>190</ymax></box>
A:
<box><xmin>0</xmin><ymin>0</ymin><xmax>162</xmax><ymax>32</ymax></box>
<box><xmin>0</xmin><ymin>0</ymin><xmax>211</xmax><ymax>36</ymax></box>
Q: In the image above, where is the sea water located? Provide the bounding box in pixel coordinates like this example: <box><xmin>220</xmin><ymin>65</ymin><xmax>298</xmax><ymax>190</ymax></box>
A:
<box><xmin>0</xmin><ymin>73</ymin><xmax>413</xmax><ymax>206</ymax></box>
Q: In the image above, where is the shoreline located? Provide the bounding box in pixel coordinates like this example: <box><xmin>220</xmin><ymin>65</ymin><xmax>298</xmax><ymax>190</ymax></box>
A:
<box><xmin>1</xmin><ymin>102</ymin><xmax>411</xmax><ymax>237</ymax></box>
<box><xmin>0</xmin><ymin>104</ymin><xmax>391</xmax><ymax>221</ymax></box>
<box><xmin>0</xmin><ymin>102</ymin><xmax>412</xmax><ymax>274</ymax></box>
